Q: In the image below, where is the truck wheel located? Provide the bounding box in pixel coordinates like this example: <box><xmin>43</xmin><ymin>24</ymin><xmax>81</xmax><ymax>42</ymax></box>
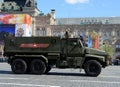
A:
<box><xmin>84</xmin><ymin>60</ymin><xmax>102</xmax><ymax>77</ymax></box>
<box><xmin>30</xmin><ymin>59</ymin><xmax>46</xmax><ymax>74</ymax></box>
<box><xmin>44</xmin><ymin>66</ymin><xmax>51</xmax><ymax>74</ymax></box>
<box><xmin>114</xmin><ymin>60</ymin><xmax>119</xmax><ymax>65</ymax></box>
<box><xmin>11</xmin><ymin>59</ymin><xmax>27</xmax><ymax>74</ymax></box>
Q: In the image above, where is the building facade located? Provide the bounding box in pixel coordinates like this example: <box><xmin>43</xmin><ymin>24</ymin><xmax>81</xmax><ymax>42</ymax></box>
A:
<box><xmin>0</xmin><ymin>0</ymin><xmax>120</xmax><ymax>57</ymax></box>
<box><xmin>55</xmin><ymin>18</ymin><xmax>120</xmax><ymax>57</ymax></box>
<box><xmin>57</xmin><ymin>17</ymin><xmax>120</xmax><ymax>25</ymax></box>
<box><xmin>0</xmin><ymin>0</ymin><xmax>39</xmax><ymax>16</ymax></box>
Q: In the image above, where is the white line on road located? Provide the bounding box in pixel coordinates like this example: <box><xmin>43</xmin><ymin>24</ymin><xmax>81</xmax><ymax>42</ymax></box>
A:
<box><xmin>70</xmin><ymin>80</ymin><xmax>120</xmax><ymax>84</ymax></box>
<box><xmin>0</xmin><ymin>83</ymin><xmax>60</xmax><ymax>87</ymax></box>
<box><xmin>0</xmin><ymin>77</ymin><xmax>28</xmax><ymax>80</ymax></box>
<box><xmin>100</xmin><ymin>75</ymin><xmax>120</xmax><ymax>78</ymax></box>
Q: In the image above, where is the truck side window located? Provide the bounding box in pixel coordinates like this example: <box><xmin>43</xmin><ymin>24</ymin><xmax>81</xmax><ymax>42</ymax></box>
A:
<box><xmin>68</xmin><ymin>39</ymin><xmax>77</xmax><ymax>46</ymax></box>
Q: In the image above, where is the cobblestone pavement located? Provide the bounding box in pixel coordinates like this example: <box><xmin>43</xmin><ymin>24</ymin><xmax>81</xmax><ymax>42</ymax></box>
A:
<box><xmin>0</xmin><ymin>63</ymin><xmax>120</xmax><ymax>87</ymax></box>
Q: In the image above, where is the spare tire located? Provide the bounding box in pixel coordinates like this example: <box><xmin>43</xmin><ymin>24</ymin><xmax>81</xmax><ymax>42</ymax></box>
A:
<box><xmin>84</xmin><ymin>60</ymin><xmax>102</xmax><ymax>77</ymax></box>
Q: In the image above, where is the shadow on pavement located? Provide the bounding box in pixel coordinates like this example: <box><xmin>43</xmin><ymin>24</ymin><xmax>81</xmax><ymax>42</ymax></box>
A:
<box><xmin>0</xmin><ymin>70</ymin><xmax>13</xmax><ymax>74</ymax></box>
<box><xmin>46</xmin><ymin>72</ymin><xmax>87</xmax><ymax>77</ymax></box>
<box><xmin>0</xmin><ymin>70</ymin><xmax>90</xmax><ymax>77</ymax></box>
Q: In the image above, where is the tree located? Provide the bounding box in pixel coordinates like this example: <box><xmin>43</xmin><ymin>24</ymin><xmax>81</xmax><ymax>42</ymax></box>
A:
<box><xmin>100</xmin><ymin>42</ymin><xmax>114</xmax><ymax>64</ymax></box>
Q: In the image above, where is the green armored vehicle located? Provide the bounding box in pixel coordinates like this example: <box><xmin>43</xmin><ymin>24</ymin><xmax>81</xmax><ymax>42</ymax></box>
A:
<box><xmin>4</xmin><ymin>36</ymin><xmax>109</xmax><ymax>76</ymax></box>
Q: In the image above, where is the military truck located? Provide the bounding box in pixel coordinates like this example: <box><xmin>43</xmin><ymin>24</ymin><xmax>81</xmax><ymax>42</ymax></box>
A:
<box><xmin>4</xmin><ymin>36</ymin><xmax>109</xmax><ymax>76</ymax></box>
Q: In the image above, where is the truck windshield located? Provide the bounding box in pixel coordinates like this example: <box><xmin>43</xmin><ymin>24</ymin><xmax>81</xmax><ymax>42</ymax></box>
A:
<box><xmin>67</xmin><ymin>38</ymin><xmax>83</xmax><ymax>47</ymax></box>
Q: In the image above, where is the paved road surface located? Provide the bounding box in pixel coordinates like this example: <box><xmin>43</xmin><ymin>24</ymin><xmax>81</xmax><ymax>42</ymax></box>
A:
<box><xmin>0</xmin><ymin>63</ymin><xmax>120</xmax><ymax>87</ymax></box>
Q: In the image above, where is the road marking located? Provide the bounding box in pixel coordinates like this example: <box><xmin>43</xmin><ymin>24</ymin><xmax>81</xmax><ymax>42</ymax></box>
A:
<box><xmin>70</xmin><ymin>80</ymin><xmax>120</xmax><ymax>84</ymax></box>
<box><xmin>0</xmin><ymin>77</ymin><xmax>28</xmax><ymax>80</ymax></box>
<box><xmin>100</xmin><ymin>75</ymin><xmax>120</xmax><ymax>78</ymax></box>
<box><xmin>0</xmin><ymin>83</ymin><xmax>60</xmax><ymax>87</ymax></box>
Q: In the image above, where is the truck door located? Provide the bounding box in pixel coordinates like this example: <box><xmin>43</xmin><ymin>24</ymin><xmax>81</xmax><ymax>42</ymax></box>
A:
<box><xmin>67</xmin><ymin>38</ymin><xmax>84</xmax><ymax>57</ymax></box>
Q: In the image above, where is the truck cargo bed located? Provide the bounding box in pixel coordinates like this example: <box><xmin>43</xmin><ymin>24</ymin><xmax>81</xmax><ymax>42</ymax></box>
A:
<box><xmin>4</xmin><ymin>37</ymin><xmax>61</xmax><ymax>56</ymax></box>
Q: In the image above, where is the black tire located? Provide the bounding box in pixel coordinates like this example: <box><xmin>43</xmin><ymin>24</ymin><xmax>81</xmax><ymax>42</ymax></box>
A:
<box><xmin>30</xmin><ymin>59</ymin><xmax>46</xmax><ymax>74</ymax></box>
<box><xmin>11</xmin><ymin>59</ymin><xmax>27</xmax><ymax>74</ymax></box>
<box><xmin>44</xmin><ymin>66</ymin><xmax>51</xmax><ymax>74</ymax></box>
<box><xmin>84</xmin><ymin>60</ymin><xmax>102</xmax><ymax>77</ymax></box>
<box><xmin>114</xmin><ymin>60</ymin><xmax>119</xmax><ymax>65</ymax></box>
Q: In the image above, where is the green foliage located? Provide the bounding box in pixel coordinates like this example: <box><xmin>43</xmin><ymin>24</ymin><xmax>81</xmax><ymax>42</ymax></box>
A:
<box><xmin>100</xmin><ymin>42</ymin><xmax>114</xmax><ymax>58</ymax></box>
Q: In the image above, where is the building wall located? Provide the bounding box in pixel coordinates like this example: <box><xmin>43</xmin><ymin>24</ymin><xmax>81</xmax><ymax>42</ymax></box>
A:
<box><xmin>56</xmin><ymin>17</ymin><xmax>120</xmax><ymax>25</ymax></box>
<box><xmin>1</xmin><ymin>0</ymin><xmax>120</xmax><ymax>57</ymax></box>
<box><xmin>35</xmin><ymin>10</ymin><xmax>56</xmax><ymax>36</ymax></box>
<box><xmin>35</xmin><ymin>15</ymin><xmax>50</xmax><ymax>36</ymax></box>
<box><xmin>49</xmin><ymin>24</ymin><xmax>120</xmax><ymax>57</ymax></box>
<box><xmin>0</xmin><ymin>0</ymin><xmax>2</xmax><ymax>12</ymax></box>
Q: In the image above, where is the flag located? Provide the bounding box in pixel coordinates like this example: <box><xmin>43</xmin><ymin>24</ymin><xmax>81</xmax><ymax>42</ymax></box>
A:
<box><xmin>95</xmin><ymin>35</ymin><xmax>99</xmax><ymax>49</ymax></box>
<box><xmin>88</xmin><ymin>35</ymin><xmax>92</xmax><ymax>47</ymax></box>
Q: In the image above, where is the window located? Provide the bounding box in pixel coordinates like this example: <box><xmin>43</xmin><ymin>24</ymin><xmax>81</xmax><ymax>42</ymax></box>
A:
<box><xmin>104</xmin><ymin>32</ymin><xmax>107</xmax><ymax>37</ymax></box>
<box><xmin>115</xmin><ymin>45</ymin><xmax>120</xmax><ymax>52</ymax></box>
<box><xmin>2</xmin><ymin>3</ymin><xmax>4</xmax><ymax>6</ymax></box>
<box><xmin>105</xmin><ymin>20</ymin><xmax>109</xmax><ymax>24</ymax></box>
<box><xmin>36</xmin><ymin>28</ymin><xmax>46</xmax><ymax>36</ymax></box>
<box><xmin>116</xmin><ymin>31</ymin><xmax>120</xmax><ymax>36</ymax></box>
<box><xmin>68</xmin><ymin>39</ymin><xmax>77</xmax><ymax>46</ymax></box>
<box><xmin>36</xmin><ymin>28</ymin><xmax>40</xmax><ymax>36</ymax></box>
<box><xmin>107</xmin><ymin>32</ymin><xmax>111</xmax><ymax>37</ymax></box>
<box><xmin>9</xmin><ymin>3</ymin><xmax>12</xmax><ymax>6</ymax></box>
<box><xmin>58</xmin><ymin>21</ymin><xmax>62</xmax><ymax>25</ymax></box>
<box><xmin>80</xmin><ymin>20</ymin><xmax>83</xmax><ymax>25</ymax></box>
<box><xmin>42</xmin><ymin>28</ymin><xmax>46</xmax><ymax>36</ymax></box>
